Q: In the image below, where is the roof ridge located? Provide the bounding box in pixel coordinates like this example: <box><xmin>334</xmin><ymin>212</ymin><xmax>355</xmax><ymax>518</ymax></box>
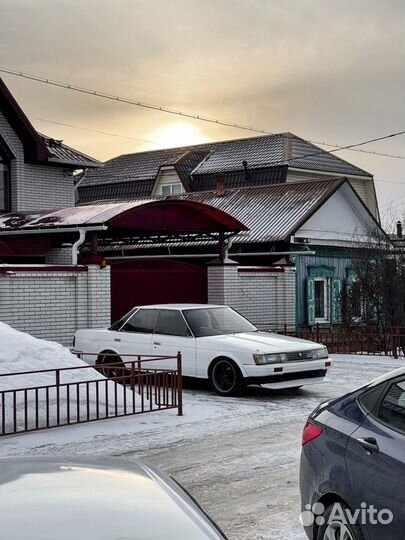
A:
<box><xmin>102</xmin><ymin>132</ymin><xmax>286</xmax><ymax>163</ymax></box>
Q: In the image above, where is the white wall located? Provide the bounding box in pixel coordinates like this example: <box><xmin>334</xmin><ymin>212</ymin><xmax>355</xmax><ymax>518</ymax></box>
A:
<box><xmin>0</xmin><ymin>265</ymin><xmax>111</xmax><ymax>346</ymax></box>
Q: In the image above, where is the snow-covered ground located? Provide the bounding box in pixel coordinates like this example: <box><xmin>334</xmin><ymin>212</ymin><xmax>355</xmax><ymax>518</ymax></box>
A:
<box><xmin>0</xmin><ymin>322</ymin><xmax>134</xmax><ymax>432</ymax></box>
<box><xmin>0</xmin><ymin>353</ymin><xmax>402</xmax><ymax>540</ymax></box>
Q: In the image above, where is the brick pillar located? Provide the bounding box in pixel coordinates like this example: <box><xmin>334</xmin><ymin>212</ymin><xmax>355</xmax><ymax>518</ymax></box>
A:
<box><xmin>86</xmin><ymin>264</ymin><xmax>111</xmax><ymax>327</ymax></box>
<box><xmin>207</xmin><ymin>259</ymin><xmax>240</xmax><ymax>309</ymax></box>
<box><xmin>45</xmin><ymin>246</ymin><xmax>73</xmax><ymax>264</ymax></box>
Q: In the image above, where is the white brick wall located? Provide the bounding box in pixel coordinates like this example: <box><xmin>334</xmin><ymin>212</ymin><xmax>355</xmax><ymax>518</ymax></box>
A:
<box><xmin>0</xmin><ymin>265</ymin><xmax>111</xmax><ymax>346</ymax></box>
<box><xmin>0</xmin><ymin>111</ymin><xmax>75</xmax><ymax>211</ymax></box>
<box><xmin>238</xmin><ymin>268</ymin><xmax>296</xmax><ymax>330</ymax></box>
<box><xmin>46</xmin><ymin>246</ymin><xmax>74</xmax><ymax>264</ymax></box>
<box><xmin>207</xmin><ymin>264</ymin><xmax>296</xmax><ymax>331</ymax></box>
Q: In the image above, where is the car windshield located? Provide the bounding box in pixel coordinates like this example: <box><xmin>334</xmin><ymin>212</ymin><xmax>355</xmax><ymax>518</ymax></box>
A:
<box><xmin>183</xmin><ymin>307</ymin><xmax>257</xmax><ymax>337</ymax></box>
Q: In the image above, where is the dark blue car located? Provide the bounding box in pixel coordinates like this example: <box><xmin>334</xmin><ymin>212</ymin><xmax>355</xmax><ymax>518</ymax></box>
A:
<box><xmin>300</xmin><ymin>366</ymin><xmax>405</xmax><ymax>540</ymax></box>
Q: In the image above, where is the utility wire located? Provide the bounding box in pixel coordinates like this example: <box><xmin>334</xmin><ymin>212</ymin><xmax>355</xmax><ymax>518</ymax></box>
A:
<box><xmin>35</xmin><ymin>116</ymin><xmax>405</xmax><ymax>160</ymax></box>
<box><xmin>33</xmin><ymin>117</ymin><xmax>157</xmax><ymax>145</ymax></box>
<box><xmin>1</xmin><ymin>66</ymin><xmax>405</xmax><ymax>167</ymax></box>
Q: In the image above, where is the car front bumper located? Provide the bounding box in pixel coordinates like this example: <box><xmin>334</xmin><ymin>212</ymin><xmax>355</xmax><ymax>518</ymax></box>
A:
<box><xmin>241</xmin><ymin>359</ymin><xmax>331</xmax><ymax>388</ymax></box>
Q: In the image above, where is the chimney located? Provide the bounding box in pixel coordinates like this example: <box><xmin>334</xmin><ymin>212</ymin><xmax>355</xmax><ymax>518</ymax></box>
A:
<box><xmin>216</xmin><ymin>175</ymin><xmax>225</xmax><ymax>197</ymax></box>
<box><xmin>397</xmin><ymin>221</ymin><xmax>403</xmax><ymax>238</ymax></box>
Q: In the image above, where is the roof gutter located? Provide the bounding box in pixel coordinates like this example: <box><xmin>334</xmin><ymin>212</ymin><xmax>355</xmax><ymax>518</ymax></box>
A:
<box><xmin>0</xmin><ymin>225</ymin><xmax>107</xmax><ymax>236</ymax></box>
<box><xmin>106</xmin><ymin>250</ymin><xmax>315</xmax><ymax>260</ymax></box>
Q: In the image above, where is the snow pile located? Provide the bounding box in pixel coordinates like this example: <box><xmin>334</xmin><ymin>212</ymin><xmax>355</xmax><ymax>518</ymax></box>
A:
<box><xmin>0</xmin><ymin>322</ymin><xmax>136</xmax><ymax>433</ymax></box>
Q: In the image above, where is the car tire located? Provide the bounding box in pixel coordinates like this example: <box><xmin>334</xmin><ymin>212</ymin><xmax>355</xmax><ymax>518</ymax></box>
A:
<box><xmin>316</xmin><ymin>502</ymin><xmax>364</xmax><ymax>540</ymax></box>
<box><xmin>98</xmin><ymin>351</ymin><xmax>127</xmax><ymax>383</ymax></box>
<box><xmin>209</xmin><ymin>358</ymin><xmax>245</xmax><ymax>397</ymax></box>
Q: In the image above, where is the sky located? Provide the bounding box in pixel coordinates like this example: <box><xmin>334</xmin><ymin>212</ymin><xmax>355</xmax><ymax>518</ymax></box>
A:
<box><xmin>0</xmin><ymin>0</ymin><xmax>404</xmax><ymax>226</ymax></box>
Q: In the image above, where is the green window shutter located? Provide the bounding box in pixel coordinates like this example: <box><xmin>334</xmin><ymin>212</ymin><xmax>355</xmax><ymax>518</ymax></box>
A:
<box><xmin>307</xmin><ymin>277</ymin><xmax>315</xmax><ymax>325</ymax></box>
<box><xmin>346</xmin><ymin>268</ymin><xmax>357</xmax><ymax>287</ymax></box>
<box><xmin>331</xmin><ymin>278</ymin><xmax>342</xmax><ymax>323</ymax></box>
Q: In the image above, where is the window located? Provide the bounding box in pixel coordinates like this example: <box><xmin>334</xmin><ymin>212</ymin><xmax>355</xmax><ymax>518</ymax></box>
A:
<box><xmin>314</xmin><ymin>277</ymin><xmax>330</xmax><ymax>322</ymax></box>
<box><xmin>155</xmin><ymin>309</ymin><xmax>190</xmax><ymax>337</ymax></box>
<box><xmin>161</xmin><ymin>183</ymin><xmax>184</xmax><ymax>196</ymax></box>
<box><xmin>121</xmin><ymin>309</ymin><xmax>157</xmax><ymax>333</ymax></box>
<box><xmin>184</xmin><ymin>307</ymin><xmax>257</xmax><ymax>337</ymax></box>
<box><xmin>377</xmin><ymin>380</ymin><xmax>405</xmax><ymax>434</ymax></box>
<box><xmin>0</xmin><ymin>155</ymin><xmax>10</xmax><ymax>212</ymax></box>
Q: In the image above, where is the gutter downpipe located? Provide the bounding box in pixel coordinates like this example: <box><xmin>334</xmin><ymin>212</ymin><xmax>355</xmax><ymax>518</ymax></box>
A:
<box><xmin>72</xmin><ymin>229</ymin><xmax>87</xmax><ymax>265</ymax></box>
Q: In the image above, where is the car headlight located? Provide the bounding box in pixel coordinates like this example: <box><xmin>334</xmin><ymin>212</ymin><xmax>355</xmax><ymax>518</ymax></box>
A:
<box><xmin>312</xmin><ymin>346</ymin><xmax>329</xmax><ymax>360</ymax></box>
<box><xmin>253</xmin><ymin>353</ymin><xmax>288</xmax><ymax>365</ymax></box>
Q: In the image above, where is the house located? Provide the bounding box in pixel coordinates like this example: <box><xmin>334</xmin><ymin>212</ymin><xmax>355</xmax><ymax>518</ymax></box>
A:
<box><xmin>0</xmin><ymin>77</ymin><xmax>101</xmax><ymax>214</ymax></box>
<box><xmin>77</xmin><ymin>133</ymin><xmax>383</xmax><ymax>328</ymax></box>
<box><xmin>78</xmin><ymin>132</ymin><xmax>379</xmax><ymax>217</ymax></box>
<box><xmin>0</xmin><ymin>76</ymin><xmax>386</xmax><ymax>343</ymax></box>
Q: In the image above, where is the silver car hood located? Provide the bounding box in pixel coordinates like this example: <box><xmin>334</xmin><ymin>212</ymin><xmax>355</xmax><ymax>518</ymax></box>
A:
<box><xmin>0</xmin><ymin>456</ymin><xmax>226</xmax><ymax>540</ymax></box>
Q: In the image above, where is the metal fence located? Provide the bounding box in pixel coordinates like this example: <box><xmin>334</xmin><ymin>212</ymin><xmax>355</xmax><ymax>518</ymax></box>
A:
<box><xmin>0</xmin><ymin>353</ymin><xmax>182</xmax><ymax>436</ymax></box>
<box><xmin>281</xmin><ymin>325</ymin><xmax>405</xmax><ymax>357</ymax></box>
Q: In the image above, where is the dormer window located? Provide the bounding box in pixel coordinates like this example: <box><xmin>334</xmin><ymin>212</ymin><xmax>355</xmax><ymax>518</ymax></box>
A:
<box><xmin>0</xmin><ymin>152</ymin><xmax>10</xmax><ymax>213</ymax></box>
<box><xmin>161</xmin><ymin>183</ymin><xmax>184</xmax><ymax>196</ymax></box>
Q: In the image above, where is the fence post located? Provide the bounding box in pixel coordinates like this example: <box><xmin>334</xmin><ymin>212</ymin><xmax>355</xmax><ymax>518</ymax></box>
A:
<box><xmin>55</xmin><ymin>369</ymin><xmax>60</xmax><ymax>426</ymax></box>
<box><xmin>177</xmin><ymin>351</ymin><xmax>183</xmax><ymax>416</ymax></box>
<box><xmin>316</xmin><ymin>322</ymin><xmax>320</xmax><ymax>343</ymax></box>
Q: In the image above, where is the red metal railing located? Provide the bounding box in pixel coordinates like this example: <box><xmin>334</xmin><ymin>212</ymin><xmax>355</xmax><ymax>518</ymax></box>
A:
<box><xmin>279</xmin><ymin>325</ymin><xmax>405</xmax><ymax>357</ymax></box>
<box><xmin>0</xmin><ymin>353</ymin><xmax>182</xmax><ymax>436</ymax></box>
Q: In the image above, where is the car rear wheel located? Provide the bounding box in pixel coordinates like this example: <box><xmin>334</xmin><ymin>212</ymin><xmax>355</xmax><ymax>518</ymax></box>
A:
<box><xmin>209</xmin><ymin>358</ymin><xmax>245</xmax><ymax>397</ymax></box>
<box><xmin>317</xmin><ymin>503</ymin><xmax>363</xmax><ymax>540</ymax></box>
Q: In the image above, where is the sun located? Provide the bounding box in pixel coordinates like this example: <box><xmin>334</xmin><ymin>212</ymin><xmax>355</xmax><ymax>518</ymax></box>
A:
<box><xmin>149</xmin><ymin>122</ymin><xmax>207</xmax><ymax>148</ymax></box>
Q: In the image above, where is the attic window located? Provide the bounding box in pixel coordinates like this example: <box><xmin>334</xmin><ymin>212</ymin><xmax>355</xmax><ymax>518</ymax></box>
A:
<box><xmin>161</xmin><ymin>183</ymin><xmax>184</xmax><ymax>196</ymax></box>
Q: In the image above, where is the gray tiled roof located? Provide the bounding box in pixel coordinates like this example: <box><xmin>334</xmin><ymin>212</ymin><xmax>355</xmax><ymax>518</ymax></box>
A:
<box><xmin>39</xmin><ymin>134</ymin><xmax>102</xmax><ymax>168</ymax></box>
<box><xmin>80</xmin><ymin>132</ymin><xmax>371</xmax><ymax>190</ymax></box>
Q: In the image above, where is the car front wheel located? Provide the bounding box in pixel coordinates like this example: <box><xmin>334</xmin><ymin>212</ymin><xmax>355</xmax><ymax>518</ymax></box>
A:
<box><xmin>317</xmin><ymin>503</ymin><xmax>364</xmax><ymax>540</ymax></box>
<box><xmin>209</xmin><ymin>358</ymin><xmax>245</xmax><ymax>397</ymax></box>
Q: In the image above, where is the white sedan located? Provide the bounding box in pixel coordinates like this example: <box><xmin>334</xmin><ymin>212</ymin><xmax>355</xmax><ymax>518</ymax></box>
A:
<box><xmin>74</xmin><ymin>304</ymin><xmax>331</xmax><ymax>396</ymax></box>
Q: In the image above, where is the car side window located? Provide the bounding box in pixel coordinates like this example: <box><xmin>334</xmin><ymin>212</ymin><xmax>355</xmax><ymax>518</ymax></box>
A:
<box><xmin>121</xmin><ymin>309</ymin><xmax>157</xmax><ymax>334</ymax></box>
<box><xmin>155</xmin><ymin>310</ymin><xmax>190</xmax><ymax>337</ymax></box>
<box><xmin>376</xmin><ymin>379</ymin><xmax>405</xmax><ymax>435</ymax></box>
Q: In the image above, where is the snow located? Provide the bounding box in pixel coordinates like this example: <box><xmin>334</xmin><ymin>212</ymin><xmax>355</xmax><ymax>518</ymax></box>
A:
<box><xmin>0</xmin><ymin>349</ymin><xmax>402</xmax><ymax>540</ymax></box>
<box><xmin>0</xmin><ymin>322</ymin><xmax>134</xmax><ymax>432</ymax></box>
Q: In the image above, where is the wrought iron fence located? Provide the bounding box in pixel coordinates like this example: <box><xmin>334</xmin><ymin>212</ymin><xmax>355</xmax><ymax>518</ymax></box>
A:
<box><xmin>279</xmin><ymin>325</ymin><xmax>405</xmax><ymax>357</ymax></box>
<box><xmin>0</xmin><ymin>353</ymin><xmax>182</xmax><ymax>436</ymax></box>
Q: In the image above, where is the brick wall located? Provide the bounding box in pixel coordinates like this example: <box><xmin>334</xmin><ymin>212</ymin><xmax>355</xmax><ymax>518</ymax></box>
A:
<box><xmin>0</xmin><ymin>111</ymin><xmax>75</xmax><ymax>211</ymax></box>
<box><xmin>0</xmin><ymin>265</ymin><xmax>111</xmax><ymax>346</ymax></box>
<box><xmin>207</xmin><ymin>263</ymin><xmax>296</xmax><ymax>330</ymax></box>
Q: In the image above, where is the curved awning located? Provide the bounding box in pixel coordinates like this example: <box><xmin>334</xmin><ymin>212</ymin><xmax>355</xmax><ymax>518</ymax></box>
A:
<box><xmin>0</xmin><ymin>199</ymin><xmax>247</xmax><ymax>238</ymax></box>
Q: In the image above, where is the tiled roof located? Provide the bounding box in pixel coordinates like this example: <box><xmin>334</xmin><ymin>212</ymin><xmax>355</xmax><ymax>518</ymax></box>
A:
<box><xmin>39</xmin><ymin>134</ymin><xmax>102</xmax><ymax>168</ymax></box>
<box><xmin>80</xmin><ymin>132</ymin><xmax>372</xmax><ymax>192</ymax></box>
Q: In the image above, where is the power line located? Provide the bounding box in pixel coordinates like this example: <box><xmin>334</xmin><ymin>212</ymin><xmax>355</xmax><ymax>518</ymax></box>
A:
<box><xmin>33</xmin><ymin>117</ymin><xmax>157</xmax><ymax>145</ymax></box>
<box><xmin>36</xmin><ymin>116</ymin><xmax>405</xmax><ymax>160</ymax></box>
<box><xmin>1</xmin><ymin>66</ymin><xmax>405</xmax><ymax>167</ymax></box>
<box><xmin>310</xmin><ymin>141</ymin><xmax>405</xmax><ymax>160</ymax></box>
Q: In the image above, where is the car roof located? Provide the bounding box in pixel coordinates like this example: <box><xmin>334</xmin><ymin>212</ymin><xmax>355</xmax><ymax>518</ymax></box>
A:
<box><xmin>135</xmin><ymin>304</ymin><xmax>225</xmax><ymax>310</ymax></box>
<box><xmin>0</xmin><ymin>456</ymin><xmax>225</xmax><ymax>540</ymax></box>
<box><xmin>366</xmin><ymin>365</ymin><xmax>405</xmax><ymax>388</ymax></box>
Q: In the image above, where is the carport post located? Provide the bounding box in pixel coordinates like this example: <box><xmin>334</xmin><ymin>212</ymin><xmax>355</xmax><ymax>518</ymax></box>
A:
<box><xmin>177</xmin><ymin>351</ymin><xmax>183</xmax><ymax>416</ymax></box>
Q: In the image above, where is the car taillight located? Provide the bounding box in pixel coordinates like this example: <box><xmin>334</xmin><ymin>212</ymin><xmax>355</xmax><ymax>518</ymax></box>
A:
<box><xmin>302</xmin><ymin>421</ymin><xmax>323</xmax><ymax>446</ymax></box>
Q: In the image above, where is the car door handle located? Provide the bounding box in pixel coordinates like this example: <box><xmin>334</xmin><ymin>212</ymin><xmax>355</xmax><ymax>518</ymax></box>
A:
<box><xmin>356</xmin><ymin>437</ymin><xmax>379</xmax><ymax>454</ymax></box>
<box><xmin>153</xmin><ymin>341</ymin><xmax>161</xmax><ymax>346</ymax></box>
<box><xmin>114</xmin><ymin>338</ymin><xmax>121</xmax><ymax>342</ymax></box>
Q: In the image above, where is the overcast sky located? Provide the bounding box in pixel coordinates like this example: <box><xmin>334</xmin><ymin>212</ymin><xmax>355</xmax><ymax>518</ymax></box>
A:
<box><xmin>0</xmin><ymin>0</ymin><xmax>404</xmax><ymax>224</ymax></box>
